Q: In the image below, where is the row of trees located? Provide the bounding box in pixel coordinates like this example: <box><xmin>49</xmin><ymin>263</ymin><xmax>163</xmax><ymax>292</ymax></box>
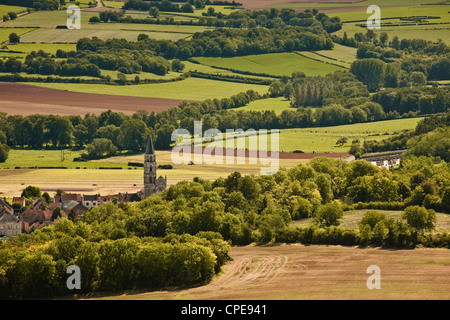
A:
<box><xmin>0</xmin><ymin>47</ymin><xmax>173</xmax><ymax>78</ymax></box>
<box><xmin>76</xmin><ymin>27</ymin><xmax>333</xmax><ymax>60</ymax></box>
<box><xmin>119</xmin><ymin>2</ymin><xmax>341</xmax><ymax>33</ymax></box>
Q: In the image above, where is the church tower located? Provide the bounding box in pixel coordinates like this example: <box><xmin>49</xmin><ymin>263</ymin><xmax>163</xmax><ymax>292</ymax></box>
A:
<box><xmin>142</xmin><ymin>135</ymin><xmax>167</xmax><ymax>199</ymax></box>
<box><xmin>143</xmin><ymin>135</ymin><xmax>157</xmax><ymax>198</ymax></box>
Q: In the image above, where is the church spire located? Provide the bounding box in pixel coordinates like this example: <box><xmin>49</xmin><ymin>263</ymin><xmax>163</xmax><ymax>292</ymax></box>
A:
<box><xmin>145</xmin><ymin>134</ymin><xmax>154</xmax><ymax>155</ymax></box>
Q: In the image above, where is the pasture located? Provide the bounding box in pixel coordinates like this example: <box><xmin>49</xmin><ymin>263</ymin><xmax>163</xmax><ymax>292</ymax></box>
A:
<box><xmin>0</xmin><ymin>4</ymin><xmax>29</xmax><ymax>18</ymax></box>
<box><xmin>194</xmin><ymin>52</ymin><xmax>346</xmax><ymax>77</ymax></box>
<box><xmin>234</xmin><ymin>97</ymin><xmax>294</xmax><ymax>115</ymax></box>
<box><xmin>201</xmin><ymin>117</ymin><xmax>423</xmax><ymax>153</ymax></box>
<box><xmin>92</xmin><ymin>244</ymin><xmax>450</xmax><ymax>300</ymax></box>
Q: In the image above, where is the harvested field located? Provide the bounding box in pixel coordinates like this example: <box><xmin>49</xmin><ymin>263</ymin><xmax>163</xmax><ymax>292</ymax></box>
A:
<box><xmin>94</xmin><ymin>244</ymin><xmax>450</xmax><ymax>300</ymax></box>
<box><xmin>0</xmin><ymin>82</ymin><xmax>182</xmax><ymax>116</ymax></box>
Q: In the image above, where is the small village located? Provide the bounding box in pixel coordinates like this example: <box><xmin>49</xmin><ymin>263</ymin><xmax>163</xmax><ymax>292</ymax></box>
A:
<box><xmin>0</xmin><ymin>191</ymin><xmax>142</xmax><ymax>237</ymax></box>
<box><xmin>0</xmin><ymin>135</ymin><xmax>165</xmax><ymax>238</ymax></box>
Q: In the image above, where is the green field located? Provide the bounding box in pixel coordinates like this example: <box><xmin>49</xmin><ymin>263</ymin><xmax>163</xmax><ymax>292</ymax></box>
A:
<box><xmin>190</xmin><ymin>117</ymin><xmax>423</xmax><ymax>153</ymax></box>
<box><xmin>194</xmin><ymin>52</ymin><xmax>346</xmax><ymax>77</ymax></box>
<box><xmin>299</xmin><ymin>43</ymin><xmax>357</xmax><ymax>69</ymax></box>
<box><xmin>333</xmin><ymin>6</ymin><xmax>450</xmax><ymax>44</ymax></box>
<box><xmin>0</xmin><ymin>148</ymin><xmax>133</xmax><ymax>169</ymax></box>
<box><xmin>234</xmin><ymin>97</ymin><xmax>294</xmax><ymax>115</ymax></box>
<box><xmin>25</xmin><ymin>77</ymin><xmax>270</xmax><ymax>100</ymax></box>
<box><xmin>277</xmin><ymin>117</ymin><xmax>423</xmax><ymax>153</ymax></box>
<box><xmin>0</xmin><ymin>27</ymin><xmax>36</xmax><ymax>44</ymax></box>
<box><xmin>103</xmin><ymin>1</ymin><xmax>126</xmax><ymax>9</ymax></box>
<box><xmin>0</xmin><ymin>4</ymin><xmax>29</xmax><ymax>19</ymax></box>
<box><xmin>3</xmin><ymin>42</ymin><xmax>76</xmax><ymax>54</ymax></box>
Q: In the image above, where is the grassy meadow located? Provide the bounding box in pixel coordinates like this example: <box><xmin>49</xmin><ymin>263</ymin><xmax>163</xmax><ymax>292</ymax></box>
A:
<box><xmin>194</xmin><ymin>52</ymin><xmax>346</xmax><ymax>77</ymax></box>
<box><xmin>199</xmin><ymin>117</ymin><xmax>423</xmax><ymax>153</ymax></box>
<box><xmin>234</xmin><ymin>97</ymin><xmax>294</xmax><ymax>115</ymax></box>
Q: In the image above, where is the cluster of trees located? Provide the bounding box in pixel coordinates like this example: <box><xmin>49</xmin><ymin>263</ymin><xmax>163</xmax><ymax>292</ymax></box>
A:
<box><xmin>355</xmin><ymin>44</ymin><xmax>450</xmax><ymax>82</ymax></box>
<box><xmin>0</xmin><ymin>217</ymin><xmax>230</xmax><ymax>299</ymax></box>
<box><xmin>119</xmin><ymin>1</ymin><xmax>341</xmax><ymax>33</ymax></box>
<box><xmin>333</xmin><ymin>30</ymin><xmax>450</xmax><ymax>91</ymax></box>
<box><xmin>123</xmin><ymin>0</ymin><xmax>206</xmax><ymax>13</ymax></box>
<box><xmin>0</xmin><ymin>46</ymin><xmax>173</xmax><ymax>78</ymax></box>
<box><xmin>77</xmin><ymin>27</ymin><xmax>333</xmax><ymax>61</ymax></box>
<box><xmin>0</xmin><ymin>55</ymin><xmax>101</xmax><ymax>78</ymax></box>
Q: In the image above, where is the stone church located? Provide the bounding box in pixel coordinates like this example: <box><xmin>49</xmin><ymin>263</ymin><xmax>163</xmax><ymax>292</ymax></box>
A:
<box><xmin>140</xmin><ymin>135</ymin><xmax>167</xmax><ymax>199</ymax></box>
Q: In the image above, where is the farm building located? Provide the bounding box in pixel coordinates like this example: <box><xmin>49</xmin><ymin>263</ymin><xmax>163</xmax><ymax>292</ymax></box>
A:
<box><xmin>361</xmin><ymin>150</ymin><xmax>406</xmax><ymax>170</ymax></box>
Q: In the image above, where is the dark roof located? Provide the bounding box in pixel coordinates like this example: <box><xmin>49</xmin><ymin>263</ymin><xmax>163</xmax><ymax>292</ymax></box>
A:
<box><xmin>145</xmin><ymin>135</ymin><xmax>154</xmax><ymax>155</ymax></box>
<box><xmin>83</xmin><ymin>194</ymin><xmax>99</xmax><ymax>201</ymax></box>
<box><xmin>0</xmin><ymin>213</ymin><xmax>19</xmax><ymax>223</ymax></box>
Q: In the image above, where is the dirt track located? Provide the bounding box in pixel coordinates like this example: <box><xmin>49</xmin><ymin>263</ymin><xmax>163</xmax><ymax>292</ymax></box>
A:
<box><xmin>0</xmin><ymin>82</ymin><xmax>182</xmax><ymax>116</ymax></box>
<box><xmin>106</xmin><ymin>244</ymin><xmax>450</xmax><ymax>300</ymax></box>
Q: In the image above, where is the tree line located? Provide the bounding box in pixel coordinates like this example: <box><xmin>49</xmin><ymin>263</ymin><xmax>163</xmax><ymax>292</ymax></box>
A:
<box><xmin>77</xmin><ymin>26</ymin><xmax>333</xmax><ymax>60</ymax></box>
<box><xmin>103</xmin><ymin>4</ymin><xmax>342</xmax><ymax>33</ymax></box>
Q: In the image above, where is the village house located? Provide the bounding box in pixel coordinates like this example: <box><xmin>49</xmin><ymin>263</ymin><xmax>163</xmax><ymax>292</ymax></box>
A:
<box><xmin>20</xmin><ymin>209</ymin><xmax>51</xmax><ymax>233</ymax></box>
<box><xmin>32</xmin><ymin>197</ymin><xmax>46</xmax><ymax>211</ymax></box>
<box><xmin>12</xmin><ymin>197</ymin><xmax>26</xmax><ymax>207</ymax></box>
<box><xmin>0</xmin><ymin>213</ymin><xmax>21</xmax><ymax>237</ymax></box>
<box><xmin>361</xmin><ymin>150</ymin><xmax>406</xmax><ymax>171</ymax></box>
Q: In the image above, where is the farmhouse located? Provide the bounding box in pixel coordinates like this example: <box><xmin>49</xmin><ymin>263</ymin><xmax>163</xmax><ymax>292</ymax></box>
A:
<box><xmin>361</xmin><ymin>150</ymin><xmax>406</xmax><ymax>170</ymax></box>
<box><xmin>0</xmin><ymin>213</ymin><xmax>21</xmax><ymax>237</ymax></box>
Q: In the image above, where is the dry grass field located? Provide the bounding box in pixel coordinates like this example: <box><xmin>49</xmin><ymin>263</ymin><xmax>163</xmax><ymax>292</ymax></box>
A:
<box><xmin>92</xmin><ymin>244</ymin><xmax>450</xmax><ymax>300</ymax></box>
<box><xmin>0</xmin><ymin>150</ymin><xmax>309</xmax><ymax>197</ymax></box>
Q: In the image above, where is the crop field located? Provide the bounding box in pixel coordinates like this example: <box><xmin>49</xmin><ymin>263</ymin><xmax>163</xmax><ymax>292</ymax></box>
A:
<box><xmin>194</xmin><ymin>52</ymin><xmax>346</xmax><ymax>77</ymax></box>
<box><xmin>93</xmin><ymin>244</ymin><xmax>450</xmax><ymax>300</ymax></box>
<box><xmin>24</xmin><ymin>77</ymin><xmax>270</xmax><ymax>100</ymax></box>
<box><xmin>0</xmin><ymin>82</ymin><xmax>183</xmax><ymax>116</ymax></box>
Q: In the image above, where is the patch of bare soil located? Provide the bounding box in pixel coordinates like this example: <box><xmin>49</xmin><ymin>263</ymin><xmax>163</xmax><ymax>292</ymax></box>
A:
<box><xmin>0</xmin><ymin>82</ymin><xmax>182</xmax><ymax>116</ymax></box>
